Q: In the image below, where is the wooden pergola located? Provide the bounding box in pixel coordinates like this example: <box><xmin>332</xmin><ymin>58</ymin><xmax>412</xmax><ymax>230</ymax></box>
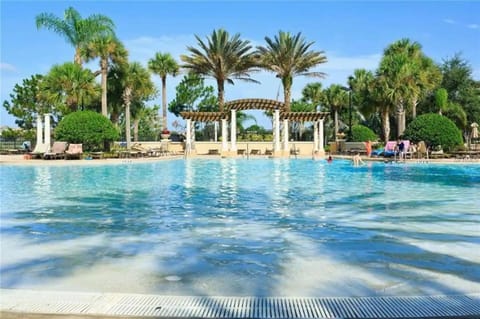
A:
<box><xmin>179</xmin><ymin>98</ymin><xmax>329</xmax><ymax>157</ymax></box>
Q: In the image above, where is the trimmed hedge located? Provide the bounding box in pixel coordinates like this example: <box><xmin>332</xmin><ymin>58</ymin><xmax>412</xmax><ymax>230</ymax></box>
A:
<box><xmin>402</xmin><ymin>113</ymin><xmax>463</xmax><ymax>152</ymax></box>
<box><xmin>351</xmin><ymin>124</ymin><xmax>378</xmax><ymax>142</ymax></box>
<box><xmin>54</xmin><ymin>111</ymin><xmax>119</xmax><ymax>151</ymax></box>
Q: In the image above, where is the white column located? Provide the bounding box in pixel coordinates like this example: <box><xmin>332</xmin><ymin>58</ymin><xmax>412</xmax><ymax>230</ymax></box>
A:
<box><xmin>44</xmin><ymin>113</ymin><xmax>51</xmax><ymax>149</ymax></box>
<box><xmin>274</xmin><ymin>109</ymin><xmax>280</xmax><ymax>152</ymax></box>
<box><xmin>230</xmin><ymin>109</ymin><xmax>237</xmax><ymax>151</ymax></box>
<box><xmin>318</xmin><ymin>119</ymin><xmax>325</xmax><ymax>151</ymax></box>
<box><xmin>313</xmin><ymin>121</ymin><xmax>319</xmax><ymax>151</ymax></box>
<box><xmin>186</xmin><ymin>119</ymin><xmax>191</xmax><ymax>155</ymax></box>
<box><xmin>214</xmin><ymin>121</ymin><xmax>218</xmax><ymax>142</ymax></box>
<box><xmin>36</xmin><ymin>115</ymin><xmax>43</xmax><ymax>147</ymax></box>
<box><xmin>222</xmin><ymin>119</ymin><xmax>228</xmax><ymax>151</ymax></box>
<box><xmin>283</xmin><ymin>119</ymin><xmax>289</xmax><ymax>152</ymax></box>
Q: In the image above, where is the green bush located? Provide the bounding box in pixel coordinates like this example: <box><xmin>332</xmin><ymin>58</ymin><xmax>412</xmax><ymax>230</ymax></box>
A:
<box><xmin>351</xmin><ymin>125</ymin><xmax>378</xmax><ymax>142</ymax></box>
<box><xmin>402</xmin><ymin>113</ymin><xmax>463</xmax><ymax>152</ymax></box>
<box><xmin>54</xmin><ymin>111</ymin><xmax>119</xmax><ymax>151</ymax></box>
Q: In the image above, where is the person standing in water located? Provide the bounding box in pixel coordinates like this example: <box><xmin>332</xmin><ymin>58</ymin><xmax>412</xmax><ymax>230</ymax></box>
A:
<box><xmin>353</xmin><ymin>153</ymin><xmax>364</xmax><ymax>166</ymax></box>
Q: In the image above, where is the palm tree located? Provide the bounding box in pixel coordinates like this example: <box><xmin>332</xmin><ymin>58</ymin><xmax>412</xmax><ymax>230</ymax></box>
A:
<box><xmin>378</xmin><ymin>38</ymin><xmax>440</xmax><ymax>136</ymax></box>
<box><xmin>41</xmin><ymin>62</ymin><xmax>100</xmax><ymax>114</ymax></box>
<box><xmin>323</xmin><ymin>84</ymin><xmax>348</xmax><ymax>140</ymax></box>
<box><xmin>148</xmin><ymin>52</ymin><xmax>179</xmax><ymax>130</ymax></box>
<box><xmin>82</xmin><ymin>35</ymin><xmax>128</xmax><ymax>117</ymax></box>
<box><xmin>36</xmin><ymin>6</ymin><xmax>115</xmax><ymax>65</ymax></box>
<box><xmin>181</xmin><ymin>29</ymin><xmax>259</xmax><ymax>112</ymax></box>
<box><xmin>301</xmin><ymin>82</ymin><xmax>323</xmax><ymax>110</ymax></box>
<box><xmin>370</xmin><ymin>76</ymin><xmax>396</xmax><ymax>142</ymax></box>
<box><xmin>257</xmin><ymin>31</ymin><xmax>327</xmax><ymax>112</ymax></box>
<box><xmin>115</xmin><ymin>62</ymin><xmax>156</xmax><ymax>148</ymax></box>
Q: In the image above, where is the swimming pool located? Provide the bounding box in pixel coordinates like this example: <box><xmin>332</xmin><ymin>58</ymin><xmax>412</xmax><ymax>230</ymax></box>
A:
<box><xmin>1</xmin><ymin>159</ymin><xmax>479</xmax><ymax>297</ymax></box>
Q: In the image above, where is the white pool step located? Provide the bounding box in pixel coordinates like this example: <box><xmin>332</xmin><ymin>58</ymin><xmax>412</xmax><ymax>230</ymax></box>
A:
<box><xmin>1</xmin><ymin>289</ymin><xmax>479</xmax><ymax>318</ymax></box>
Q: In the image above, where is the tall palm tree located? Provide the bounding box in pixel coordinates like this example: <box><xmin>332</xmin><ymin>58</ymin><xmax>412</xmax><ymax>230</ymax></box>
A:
<box><xmin>36</xmin><ymin>6</ymin><xmax>115</xmax><ymax>65</ymax></box>
<box><xmin>115</xmin><ymin>62</ymin><xmax>156</xmax><ymax>148</ymax></box>
<box><xmin>378</xmin><ymin>38</ymin><xmax>440</xmax><ymax>137</ymax></box>
<box><xmin>370</xmin><ymin>76</ymin><xmax>396</xmax><ymax>142</ymax></box>
<box><xmin>181</xmin><ymin>29</ymin><xmax>259</xmax><ymax>112</ymax></box>
<box><xmin>148</xmin><ymin>52</ymin><xmax>179</xmax><ymax>130</ymax></box>
<box><xmin>323</xmin><ymin>84</ymin><xmax>348</xmax><ymax>140</ymax></box>
<box><xmin>257</xmin><ymin>31</ymin><xmax>327</xmax><ymax>112</ymax></box>
<box><xmin>82</xmin><ymin>35</ymin><xmax>128</xmax><ymax>117</ymax></box>
<box><xmin>41</xmin><ymin>62</ymin><xmax>100</xmax><ymax>114</ymax></box>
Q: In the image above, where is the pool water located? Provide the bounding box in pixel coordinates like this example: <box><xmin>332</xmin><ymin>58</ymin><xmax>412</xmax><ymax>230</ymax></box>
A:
<box><xmin>1</xmin><ymin>159</ymin><xmax>479</xmax><ymax>296</ymax></box>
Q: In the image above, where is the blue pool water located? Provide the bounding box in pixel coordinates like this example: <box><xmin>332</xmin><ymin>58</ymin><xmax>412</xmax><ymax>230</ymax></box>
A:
<box><xmin>0</xmin><ymin>159</ymin><xmax>479</xmax><ymax>296</ymax></box>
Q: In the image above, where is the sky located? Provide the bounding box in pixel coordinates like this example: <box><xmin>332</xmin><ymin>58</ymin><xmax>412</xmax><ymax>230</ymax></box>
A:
<box><xmin>1</xmin><ymin>0</ymin><xmax>479</xmax><ymax>129</ymax></box>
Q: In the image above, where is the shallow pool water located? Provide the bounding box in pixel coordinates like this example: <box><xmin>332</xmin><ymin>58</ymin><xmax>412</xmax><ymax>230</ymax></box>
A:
<box><xmin>1</xmin><ymin>159</ymin><xmax>479</xmax><ymax>296</ymax></box>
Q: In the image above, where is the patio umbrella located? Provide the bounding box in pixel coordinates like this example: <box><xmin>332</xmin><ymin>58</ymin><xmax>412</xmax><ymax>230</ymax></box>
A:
<box><xmin>471</xmin><ymin>122</ymin><xmax>478</xmax><ymax>139</ymax></box>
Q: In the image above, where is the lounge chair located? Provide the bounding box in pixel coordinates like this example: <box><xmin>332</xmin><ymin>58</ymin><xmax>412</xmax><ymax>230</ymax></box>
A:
<box><xmin>44</xmin><ymin>141</ymin><xmax>68</xmax><ymax>160</ymax></box>
<box><xmin>29</xmin><ymin>143</ymin><xmax>49</xmax><ymax>159</ymax></box>
<box><xmin>65</xmin><ymin>144</ymin><xmax>83</xmax><ymax>159</ymax></box>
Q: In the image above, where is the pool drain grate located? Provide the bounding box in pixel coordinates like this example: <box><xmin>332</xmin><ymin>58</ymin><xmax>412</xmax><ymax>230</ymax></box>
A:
<box><xmin>1</xmin><ymin>289</ymin><xmax>479</xmax><ymax>318</ymax></box>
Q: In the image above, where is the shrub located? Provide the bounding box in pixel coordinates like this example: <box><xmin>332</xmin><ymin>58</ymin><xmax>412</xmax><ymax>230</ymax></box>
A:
<box><xmin>351</xmin><ymin>125</ymin><xmax>378</xmax><ymax>142</ymax></box>
<box><xmin>402</xmin><ymin>113</ymin><xmax>463</xmax><ymax>152</ymax></box>
<box><xmin>54</xmin><ymin>111</ymin><xmax>119</xmax><ymax>151</ymax></box>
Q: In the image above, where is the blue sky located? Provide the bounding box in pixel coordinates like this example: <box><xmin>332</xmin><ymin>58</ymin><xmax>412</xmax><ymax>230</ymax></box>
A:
<box><xmin>1</xmin><ymin>1</ymin><xmax>479</xmax><ymax>129</ymax></box>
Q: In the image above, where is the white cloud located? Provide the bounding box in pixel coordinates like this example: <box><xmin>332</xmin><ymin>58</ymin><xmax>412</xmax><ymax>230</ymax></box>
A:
<box><xmin>0</xmin><ymin>62</ymin><xmax>16</xmax><ymax>72</ymax></box>
<box><xmin>443</xmin><ymin>18</ymin><xmax>456</xmax><ymax>25</ymax></box>
<box><xmin>467</xmin><ymin>24</ymin><xmax>479</xmax><ymax>29</ymax></box>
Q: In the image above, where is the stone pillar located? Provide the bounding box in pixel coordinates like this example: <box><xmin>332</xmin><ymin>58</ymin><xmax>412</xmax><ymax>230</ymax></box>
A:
<box><xmin>230</xmin><ymin>109</ymin><xmax>237</xmax><ymax>152</ymax></box>
<box><xmin>273</xmin><ymin>109</ymin><xmax>280</xmax><ymax>152</ymax></box>
<box><xmin>36</xmin><ymin>115</ymin><xmax>43</xmax><ymax>147</ymax></box>
<box><xmin>44</xmin><ymin>113</ymin><xmax>51</xmax><ymax>149</ymax></box>
<box><xmin>319</xmin><ymin>119</ymin><xmax>325</xmax><ymax>152</ymax></box>
<box><xmin>222</xmin><ymin>119</ymin><xmax>228</xmax><ymax>152</ymax></box>
<box><xmin>191</xmin><ymin>120</ymin><xmax>196</xmax><ymax>152</ymax></box>
<box><xmin>283</xmin><ymin>119</ymin><xmax>289</xmax><ymax>154</ymax></box>
<box><xmin>185</xmin><ymin>118</ymin><xmax>191</xmax><ymax>155</ymax></box>
<box><xmin>313</xmin><ymin>121</ymin><xmax>319</xmax><ymax>152</ymax></box>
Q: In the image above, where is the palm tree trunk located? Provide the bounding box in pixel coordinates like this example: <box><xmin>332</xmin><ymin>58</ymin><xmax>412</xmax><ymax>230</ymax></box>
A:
<box><xmin>101</xmin><ymin>59</ymin><xmax>108</xmax><ymax>117</ymax></box>
<box><xmin>382</xmin><ymin>110</ymin><xmax>390</xmax><ymax>142</ymax></box>
<box><xmin>162</xmin><ymin>76</ymin><xmax>167</xmax><ymax>129</ymax></box>
<box><xmin>217</xmin><ymin>79</ymin><xmax>225</xmax><ymax>112</ymax></box>
<box><xmin>334</xmin><ymin>110</ymin><xmax>339</xmax><ymax>141</ymax></box>
<box><xmin>74</xmin><ymin>47</ymin><xmax>82</xmax><ymax>65</ymax></box>
<box><xmin>124</xmin><ymin>87</ymin><xmax>132</xmax><ymax>149</ymax></box>
<box><xmin>412</xmin><ymin>98</ymin><xmax>418</xmax><ymax>118</ymax></box>
<box><xmin>397</xmin><ymin>103</ymin><xmax>406</xmax><ymax>138</ymax></box>
<box><xmin>133</xmin><ymin>118</ymin><xmax>139</xmax><ymax>142</ymax></box>
<box><xmin>282</xmin><ymin>78</ymin><xmax>292</xmax><ymax>112</ymax></box>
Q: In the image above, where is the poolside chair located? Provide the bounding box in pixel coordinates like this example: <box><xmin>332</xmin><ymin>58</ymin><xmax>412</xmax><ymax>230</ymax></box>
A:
<box><xmin>65</xmin><ymin>144</ymin><xmax>83</xmax><ymax>159</ymax></box>
<box><xmin>44</xmin><ymin>141</ymin><xmax>68</xmax><ymax>160</ymax></box>
<box><xmin>29</xmin><ymin>143</ymin><xmax>49</xmax><ymax>159</ymax></box>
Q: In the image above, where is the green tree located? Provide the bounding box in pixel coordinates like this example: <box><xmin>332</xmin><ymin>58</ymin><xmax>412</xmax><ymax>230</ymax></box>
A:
<box><xmin>54</xmin><ymin>110</ymin><xmax>119</xmax><ymax>151</ymax></box>
<box><xmin>435</xmin><ymin>88</ymin><xmax>449</xmax><ymax>115</ymax></box>
<box><xmin>181</xmin><ymin>29</ymin><xmax>259</xmax><ymax>112</ymax></box>
<box><xmin>113</xmin><ymin>62</ymin><xmax>156</xmax><ymax>148</ymax></box>
<box><xmin>301</xmin><ymin>82</ymin><xmax>323</xmax><ymax>110</ymax></box>
<box><xmin>36</xmin><ymin>6</ymin><xmax>115</xmax><ymax>65</ymax></box>
<box><xmin>41</xmin><ymin>62</ymin><xmax>100</xmax><ymax>114</ymax></box>
<box><xmin>351</xmin><ymin>125</ymin><xmax>378</xmax><ymax>142</ymax></box>
<box><xmin>440</xmin><ymin>53</ymin><xmax>480</xmax><ymax>126</ymax></box>
<box><xmin>168</xmin><ymin>73</ymin><xmax>217</xmax><ymax>116</ymax></box>
<box><xmin>379</xmin><ymin>38</ymin><xmax>422</xmax><ymax>137</ymax></box>
<box><xmin>257</xmin><ymin>31</ymin><xmax>327</xmax><ymax>112</ymax></box>
<box><xmin>3</xmin><ymin>74</ymin><xmax>52</xmax><ymax>129</ymax></box>
<box><xmin>403</xmin><ymin>113</ymin><xmax>463</xmax><ymax>152</ymax></box>
<box><xmin>323</xmin><ymin>84</ymin><xmax>348</xmax><ymax>140</ymax></box>
<box><xmin>82</xmin><ymin>35</ymin><xmax>128</xmax><ymax>117</ymax></box>
<box><xmin>148</xmin><ymin>52</ymin><xmax>179</xmax><ymax>130</ymax></box>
